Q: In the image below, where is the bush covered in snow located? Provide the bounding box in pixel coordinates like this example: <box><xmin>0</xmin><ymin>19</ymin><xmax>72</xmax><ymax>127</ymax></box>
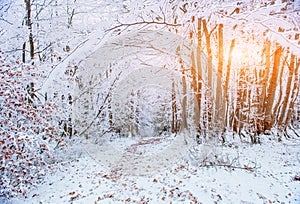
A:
<box><xmin>0</xmin><ymin>51</ymin><xmax>64</xmax><ymax>198</ymax></box>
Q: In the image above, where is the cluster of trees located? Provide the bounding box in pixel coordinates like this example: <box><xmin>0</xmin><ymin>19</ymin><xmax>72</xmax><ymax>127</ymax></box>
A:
<box><xmin>187</xmin><ymin>19</ymin><xmax>299</xmax><ymax>143</ymax></box>
<box><xmin>175</xmin><ymin>0</ymin><xmax>300</xmax><ymax>142</ymax></box>
<box><xmin>86</xmin><ymin>0</ymin><xmax>299</xmax><ymax>143</ymax></box>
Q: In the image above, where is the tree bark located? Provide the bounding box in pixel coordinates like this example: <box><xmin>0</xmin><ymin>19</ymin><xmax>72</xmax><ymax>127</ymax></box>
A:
<box><xmin>202</xmin><ymin>19</ymin><xmax>213</xmax><ymax>89</ymax></box>
<box><xmin>284</xmin><ymin>57</ymin><xmax>300</xmax><ymax>128</ymax></box>
<box><xmin>191</xmin><ymin>51</ymin><xmax>200</xmax><ymax>127</ymax></box>
<box><xmin>264</xmin><ymin>44</ymin><xmax>283</xmax><ymax>130</ymax></box>
<box><xmin>215</xmin><ymin>24</ymin><xmax>224</xmax><ymax>130</ymax></box>
<box><xmin>196</xmin><ymin>18</ymin><xmax>203</xmax><ymax>131</ymax></box>
<box><xmin>25</xmin><ymin>0</ymin><xmax>34</xmax><ymax>60</ymax></box>
<box><xmin>217</xmin><ymin>24</ymin><xmax>224</xmax><ymax>78</ymax></box>
<box><xmin>224</xmin><ymin>39</ymin><xmax>235</xmax><ymax>128</ymax></box>
<box><xmin>22</xmin><ymin>42</ymin><xmax>26</xmax><ymax>63</ymax></box>
<box><xmin>180</xmin><ymin>65</ymin><xmax>188</xmax><ymax>132</ymax></box>
<box><xmin>202</xmin><ymin>19</ymin><xmax>213</xmax><ymax>127</ymax></box>
<box><xmin>257</xmin><ymin>39</ymin><xmax>271</xmax><ymax>132</ymax></box>
<box><xmin>278</xmin><ymin>53</ymin><xmax>295</xmax><ymax>128</ymax></box>
<box><xmin>171</xmin><ymin>77</ymin><xmax>178</xmax><ymax>133</ymax></box>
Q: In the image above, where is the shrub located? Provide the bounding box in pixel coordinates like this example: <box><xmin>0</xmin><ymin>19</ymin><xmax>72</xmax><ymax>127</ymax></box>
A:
<box><xmin>0</xmin><ymin>50</ymin><xmax>61</xmax><ymax>198</ymax></box>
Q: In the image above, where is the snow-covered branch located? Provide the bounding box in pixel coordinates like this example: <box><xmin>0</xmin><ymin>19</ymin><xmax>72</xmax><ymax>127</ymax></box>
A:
<box><xmin>106</xmin><ymin>20</ymin><xmax>181</xmax><ymax>32</ymax></box>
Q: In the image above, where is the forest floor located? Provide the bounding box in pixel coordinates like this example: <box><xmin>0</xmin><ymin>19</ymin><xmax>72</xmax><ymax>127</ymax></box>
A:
<box><xmin>9</xmin><ymin>133</ymin><xmax>300</xmax><ymax>204</ymax></box>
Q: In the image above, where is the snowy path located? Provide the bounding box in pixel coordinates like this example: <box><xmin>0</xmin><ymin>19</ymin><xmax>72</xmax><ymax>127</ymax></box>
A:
<box><xmin>85</xmin><ymin>134</ymin><xmax>190</xmax><ymax>176</ymax></box>
<box><xmin>11</xmin><ymin>137</ymin><xmax>300</xmax><ymax>204</ymax></box>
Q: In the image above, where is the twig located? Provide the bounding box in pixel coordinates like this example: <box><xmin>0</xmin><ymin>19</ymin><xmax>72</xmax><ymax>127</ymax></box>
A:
<box><xmin>106</xmin><ymin>20</ymin><xmax>181</xmax><ymax>32</ymax></box>
<box><xmin>199</xmin><ymin>163</ymin><xmax>258</xmax><ymax>172</ymax></box>
<box><xmin>45</xmin><ymin>39</ymin><xmax>88</xmax><ymax>80</ymax></box>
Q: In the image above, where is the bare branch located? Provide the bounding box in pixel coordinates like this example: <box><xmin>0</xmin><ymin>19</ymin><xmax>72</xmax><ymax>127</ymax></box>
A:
<box><xmin>199</xmin><ymin>163</ymin><xmax>259</xmax><ymax>172</ymax></box>
<box><xmin>106</xmin><ymin>20</ymin><xmax>182</xmax><ymax>32</ymax></box>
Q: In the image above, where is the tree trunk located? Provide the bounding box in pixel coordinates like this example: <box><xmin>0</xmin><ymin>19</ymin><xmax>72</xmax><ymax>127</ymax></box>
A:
<box><xmin>22</xmin><ymin>42</ymin><xmax>26</xmax><ymax>63</ymax></box>
<box><xmin>273</xmin><ymin>53</ymin><xmax>288</xmax><ymax>121</ymax></box>
<box><xmin>272</xmin><ymin>52</ymin><xmax>288</xmax><ymax>125</ymax></box>
<box><xmin>284</xmin><ymin>57</ymin><xmax>300</xmax><ymax>128</ymax></box>
<box><xmin>180</xmin><ymin>66</ymin><xmax>188</xmax><ymax>132</ymax></box>
<box><xmin>215</xmin><ymin>24</ymin><xmax>224</xmax><ymax>131</ymax></box>
<box><xmin>191</xmin><ymin>51</ymin><xmax>200</xmax><ymax>126</ymax></box>
<box><xmin>278</xmin><ymin>53</ymin><xmax>295</xmax><ymax>128</ymax></box>
<box><xmin>25</xmin><ymin>0</ymin><xmax>34</xmax><ymax>60</ymax></box>
<box><xmin>235</xmin><ymin>68</ymin><xmax>247</xmax><ymax>135</ymax></box>
<box><xmin>171</xmin><ymin>77</ymin><xmax>178</xmax><ymax>133</ymax></box>
<box><xmin>264</xmin><ymin>44</ymin><xmax>283</xmax><ymax>130</ymax></box>
<box><xmin>202</xmin><ymin>19</ymin><xmax>213</xmax><ymax>127</ymax></box>
<box><xmin>257</xmin><ymin>39</ymin><xmax>271</xmax><ymax>132</ymax></box>
<box><xmin>196</xmin><ymin>18</ymin><xmax>203</xmax><ymax>131</ymax></box>
<box><xmin>67</xmin><ymin>0</ymin><xmax>76</xmax><ymax>28</ymax></box>
<box><xmin>224</xmin><ymin>39</ymin><xmax>235</xmax><ymax>128</ymax></box>
<box><xmin>202</xmin><ymin>19</ymin><xmax>213</xmax><ymax>89</ymax></box>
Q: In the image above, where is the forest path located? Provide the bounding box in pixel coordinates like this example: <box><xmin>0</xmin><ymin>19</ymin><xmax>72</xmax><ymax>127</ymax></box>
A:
<box><xmin>84</xmin><ymin>133</ymin><xmax>192</xmax><ymax>176</ymax></box>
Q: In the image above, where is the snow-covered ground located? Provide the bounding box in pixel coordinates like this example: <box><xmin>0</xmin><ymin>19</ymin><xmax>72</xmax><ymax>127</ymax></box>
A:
<box><xmin>9</xmin><ymin>134</ymin><xmax>300</xmax><ymax>204</ymax></box>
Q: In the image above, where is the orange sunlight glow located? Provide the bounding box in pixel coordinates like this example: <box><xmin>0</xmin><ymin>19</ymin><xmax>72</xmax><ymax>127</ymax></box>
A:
<box><xmin>230</xmin><ymin>42</ymin><xmax>262</xmax><ymax>67</ymax></box>
<box><xmin>231</xmin><ymin>47</ymin><xmax>244</xmax><ymax>61</ymax></box>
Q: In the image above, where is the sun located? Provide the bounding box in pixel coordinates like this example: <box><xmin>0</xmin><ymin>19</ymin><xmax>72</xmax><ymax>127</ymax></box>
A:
<box><xmin>231</xmin><ymin>46</ymin><xmax>245</xmax><ymax>61</ymax></box>
<box><xmin>230</xmin><ymin>42</ymin><xmax>262</xmax><ymax>67</ymax></box>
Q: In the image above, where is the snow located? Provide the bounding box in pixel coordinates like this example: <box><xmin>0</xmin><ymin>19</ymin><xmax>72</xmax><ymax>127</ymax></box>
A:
<box><xmin>9</xmin><ymin>135</ymin><xmax>300</xmax><ymax>204</ymax></box>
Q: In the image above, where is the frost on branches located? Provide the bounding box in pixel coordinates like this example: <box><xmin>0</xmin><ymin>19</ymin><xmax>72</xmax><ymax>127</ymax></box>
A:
<box><xmin>0</xmin><ymin>50</ymin><xmax>64</xmax><ymax>198</ymax></box>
